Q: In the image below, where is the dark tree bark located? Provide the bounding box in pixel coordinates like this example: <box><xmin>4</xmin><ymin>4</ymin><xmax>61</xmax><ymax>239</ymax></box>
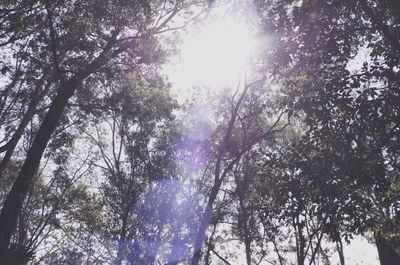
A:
<box><xmin>295</xmin><ymin>215</ymin><xmax>306</xmax><ymax>265</ymax></box>
<box><xmin>0</xmin><ymin>78</ymin><xmax>79</xmax><ymax>250</ymax></box>
<box><xmin>189</xmin><ymin>79</ymin><xmax>287</xmax><ymax>265</ymax></box>
<box><xmin>191</xmin><ymin>188</ymin><xmax>219</xmax><ymax>265</ymax></box>
<box><xmin>336</xmin><ymin>238</ymin><xmax>345</xmax><ymax>265</ymax></box>
<box><xmin>190</xmin><ymin>82</ymin><xmax>251</xmax><ymax>265</ymax></box>
<box><xmin>0</xmin><ymin>73</ymin><xmax>50</xmax><ymax>178</ymax></box>
<box><xmin>375</xmin><ymin>231</ymin><xmax>400</xmax><ymax>265</ymax></box>
<box><xmin>0</xmin><ymin>24</ymin><xmax>120</xmax><ymax>254</ymax></box>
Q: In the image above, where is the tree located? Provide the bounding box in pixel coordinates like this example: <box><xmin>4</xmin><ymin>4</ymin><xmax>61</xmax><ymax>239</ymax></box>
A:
<box><xmin>82</xmin><ymin>72</ymin><xmax>180</xmax><ymax>264</ymax></box>
<box><xmin>2</xmin><ymin>0</ymin><xmax>399</xmax><ymax>264</ymax></box>
<box><xmin>0</xmin><ymin>0</ymin><xmax>204</xmax><ymax>261</ymax></box>
<box><xmin>256</xmin><ymin>0</ymin><xmax>400</xmax><ymax>264</ymax></box>
<box><xmin>188</xmin><ymin>78</ymin><xmax>290</xmax><ymax>265</ymax></box>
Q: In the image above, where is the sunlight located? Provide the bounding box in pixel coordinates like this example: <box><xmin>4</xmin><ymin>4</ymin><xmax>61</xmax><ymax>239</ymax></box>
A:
<box><xmin>182</xmin><ymin>18</ymin><xmax>253</xmax><ymax>84</ymax></box>
<box><xmin>169</xmin><ymin>16</ymin><xmax>255</xmax><ymax>99</ymax></box>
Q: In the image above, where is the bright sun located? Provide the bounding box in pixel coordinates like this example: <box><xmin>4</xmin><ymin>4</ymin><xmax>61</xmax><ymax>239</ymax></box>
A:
<box><xmin>168</xmin><ymin>16</ymin><xmax>255</xmax><ymax>98</ymax></box>
<box><xmin>181</xmin><ymin>18</ymin><xmax>253</xmax><ymax>84</ymax></box>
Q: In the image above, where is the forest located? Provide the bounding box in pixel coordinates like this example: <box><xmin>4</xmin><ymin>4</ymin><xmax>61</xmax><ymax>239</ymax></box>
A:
<box><xmin>0</xmin><ymin>0</ymin><xmax>399</xmax><ymax>264</ymax></box>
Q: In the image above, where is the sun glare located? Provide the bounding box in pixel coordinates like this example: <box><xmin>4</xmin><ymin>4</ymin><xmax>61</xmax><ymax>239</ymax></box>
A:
<box><xmin>182</xmin><ymin>18</ymin><xmax>253</xmax><ymax>84</ymax></box>
<box><xmin>169</xmin><ymin>16</ymin><xmax>255</xmax><ymax>98</ymax></box>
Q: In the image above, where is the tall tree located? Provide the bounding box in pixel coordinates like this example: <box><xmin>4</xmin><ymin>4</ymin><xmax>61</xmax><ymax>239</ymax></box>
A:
<box><xmin>256</xmin><ymin>0</ymin><xmax>400</xmax><ymax>264</ymax></box>
<box><xmin>84</xmin><ymin>73</ymin><xmax>179</xmax><ymax>264</ymax></box>
<box><xmin>0</xmin><ymin>0</ymin><xmax>204</xmax><ymax>260</ymax></box>
<box><xmin>189</xmin><ymin>78</ymin><xmax>290</xmax><ymax>265</ymax></box>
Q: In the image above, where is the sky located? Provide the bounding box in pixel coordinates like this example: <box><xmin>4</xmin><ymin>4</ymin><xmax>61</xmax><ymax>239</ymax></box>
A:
<box><xmin>164</xmin><ymin>2</ymin><xmax>258</xmax><ymax>104</ymax></box>
<box><xmin>342</xmin><ymin>236</ymin><xmax>379</xmax><ymax>265</ymax></box>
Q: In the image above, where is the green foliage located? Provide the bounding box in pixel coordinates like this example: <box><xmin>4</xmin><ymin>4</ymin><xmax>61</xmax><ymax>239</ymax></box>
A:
<box><xmin>254</xmin><ymin>0</ymin><xmax>400</xmax><ymax>263</ymax></box>
<box><xmin>1</xmin><ymin>0</ymin><xmax>399</xmax><ymax>264</ymax></box>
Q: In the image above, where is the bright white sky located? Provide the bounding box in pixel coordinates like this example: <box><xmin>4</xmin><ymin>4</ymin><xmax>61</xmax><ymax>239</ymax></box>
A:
<box><xmin>178</xmin><ymin>17</ymin><xmax>253</xmax><ymax>85</ymax></box>
<box><xmin>165</xmin><ymin>7</ymin><xmax>257</xmax><ymax>103</ymax></box>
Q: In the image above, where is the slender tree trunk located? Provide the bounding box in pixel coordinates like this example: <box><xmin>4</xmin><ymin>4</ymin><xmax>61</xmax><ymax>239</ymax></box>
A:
<box><xmin>204</xmin><ymin>195</ymin><xmax>226</xmax><ymax>265</ymax></box>
<box><xmin>0</xmin><ymin>104</ymin><xmax>35</xmax><ymax>175</ymax></box>
<box><xmin>374</xmin><ymin>231</ymin><xmax>400</xmax><ymax>265</ymax></box>
<box><xmin>295</xmin><ymin>216</ymin><xmax>306</xmax><ymax>265</ymax></box>
<box><xmin>0</xmin><ymin>78</ymin><xmax>47</xmax><ymax>178</ymax></box>
<box><xmin>115</xmin><ymin>190</ymin><xmax>131</xmax><ymax>265</ymax></box>
<box><xmin>238</xmin><ymin>191</ymin><xmax>252</xmax><ymax>265</ymax></box>
<box><xmin>238</xmin><ymin>183</ymin><xmax>252</xmax><ymax>265</ymax></box>
<box><xmin>271</xmin><ymin>236</ymin><xmax>285</xmax><ymax>265</ymax></box>
<box><xmin>204</xmin><ymin>234</ymin><xmax>214</xmax><ymax>265</ymax></box>
<box><xmin>336</xmin><ymin>238</ymin><xmax>345</xmax><ymax>265</ymax></box>
<box><xmin>0</xmin><ymin>75</ymin><xmax>21</xmax><ymax>120</ymax></box>
<box><xmin>244</xmin><ymin>232</ymin><xmax>252</xmax><ymax>265</ymax></box>
<box><xmin>308</xmin><ymin>230</ymin><xmax>325</xmax><ymax>265</ymax></box>
<box><xmin>191</xmin><ymin>184</ymin><xmax>221</xmax><ymax>265</ymax></box>
<box><xmin>0</xmin><ymin>78</ymin><xmax>79</xmax><ymax>251</ymax></box>
<box><xmin>190</xmin><ymin>83</ymin><xmax>250</xmax><ymax>265</ymax></box>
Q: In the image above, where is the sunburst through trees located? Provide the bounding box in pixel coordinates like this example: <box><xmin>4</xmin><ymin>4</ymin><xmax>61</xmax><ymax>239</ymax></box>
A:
<box><xmin>0</xmin><ymin>0</ymin><xmax>399</xmax><ymax>265</ymax></box>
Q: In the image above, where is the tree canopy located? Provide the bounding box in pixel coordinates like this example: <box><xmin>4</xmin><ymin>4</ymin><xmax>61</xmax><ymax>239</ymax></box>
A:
<box><xmin>0</xmin><ymin>0</ymin><xmax>399</xmax><ymax>264</ymax></box>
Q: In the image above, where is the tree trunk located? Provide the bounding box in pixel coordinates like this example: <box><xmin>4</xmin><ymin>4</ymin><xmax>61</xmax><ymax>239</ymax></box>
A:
<box><xmin>190</xmin><ymin>83</ymin><xmax>249</xmax><ymax>265</ymax></box>
<box><xmin>204</xmin><ymin>218</ymin><xmax>219</xmax><ymax>265</ymax></box>
<box><xmin>244</xmin><ymin>233</ymin><xmax>252</xmax><ymax>265</ymax></box>
<box><xmin>336</xmin><ymin>238</ymin><xmax>345</xmax><ymax>265</ymax></box>
<box><xmin>0</xmin><ymin>79</ymin><xmax>46</xmax><ymax>178</ymax></box>
<box><xmin>190</xmin><ymin>184</ymin><xmax>220</xmax><ymax>265</ymax></box>
<box><xmin>239</xmin><ymin>192</ymin><xmax>252</xmax><ymax>265</ymax></box>
<box><xmin>0</xmin><ymin>78</ymin><xmax>79</xmax><ymax>251</ymax></box>
<box><xmin>238</xmin><ymin>181</ymin><xmax>252</xmax><ymax>265</ymax></box>
<box><xmin>374</xmin><ymin>231</ymin><xmax>400</xmax><ymax>265</ymax></box>
<box><xmin>191</xmin><ymin>199</ymin><xmax>214</xmax><ymax>265</ymax></box>
<box><xmin>295</xmin><ymin>216</ymin><xmax>306</xmax><ymax>265</ymax></box>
